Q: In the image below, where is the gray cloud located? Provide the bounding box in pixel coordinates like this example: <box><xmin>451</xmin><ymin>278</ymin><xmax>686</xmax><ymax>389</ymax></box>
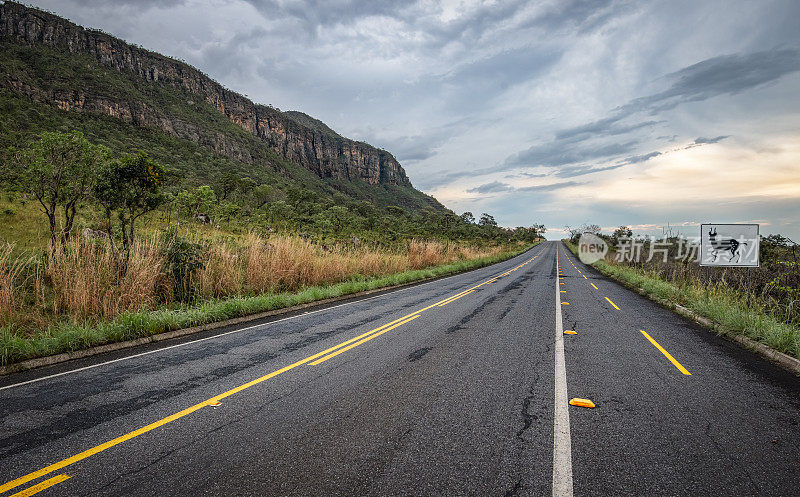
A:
<box><xmin>517</xmin><ymin>181</ymin><xmax>584</xmax><ymax>192</ymax></box>
<box><xmin>70</xmin><ymin>0</ymin><xmax>185</xmax><ymax>6</ymax></box>
<box><xmin>521</xmin><ymin>0</ymin><xmax>622</xmax><ymax>33</ymax></box>
<box><xmin>506</xmin><ymin>140</ymin><xmax>638</xmax><ymax>168</ymax></box>
<box><xmin>694</xmin><ymin>135</ymin><xmax>730</xmax><ymax>144</ymax></box>
<box><xmin>554</xmin><ymin>163</ymin><xmax>627</xmax><ymax>178</ymax></box>
<box><xmin>555</xmin><ymin>119</ymin><xmax>662</xmax><ymax>141</ymax></box>
<box><xmin>468</xmin><ymin>180</ymin><xmax>583</xmax><ymax>195</ymax></box>
<box><xmin>552</xmin><ymin>48</ymin><xmax>800</xmax><ymax>145</ymax></box>
<box><xmin>467</xmin><ymin>181</ymin><xmax>514</xmax><ymax>194</ymax></box>
<box><xmin>241</xmin><ymin>0</ymin><xmax>416</xmax><ymax>30</ymax></box>
<box><xmin>622</xmin><ymin>151</ymin><xmax>661</xmax><ymax>164</ymax></box>
<box><xmin>621</xmin><ymin>48</ymin><xmax>800</xmax><ymax>115</ymax></box>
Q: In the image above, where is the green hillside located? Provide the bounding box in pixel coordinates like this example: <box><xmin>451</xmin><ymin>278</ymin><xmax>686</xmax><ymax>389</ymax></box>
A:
<box><xmin>0</xmin><ymin>41</ymin><xmax>440</xmax><ymax>213</ymax></box>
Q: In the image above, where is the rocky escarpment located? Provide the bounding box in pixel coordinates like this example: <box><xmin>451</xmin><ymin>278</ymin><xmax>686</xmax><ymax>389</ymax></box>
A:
<box><xmin>0</xmin><ymin>1</ymin><xmax>410</xmax><ymax>186</ymax></box>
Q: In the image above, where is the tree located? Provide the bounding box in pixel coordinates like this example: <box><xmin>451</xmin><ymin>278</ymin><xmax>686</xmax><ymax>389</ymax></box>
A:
<box><xmin>194</xmin><ymin>185</ymin><xmax>217</xmax><ymax>217</ymax></box>
<box><xmin>611</xmin><ymin>225</ymin><xmax>633</xmax><ymax>245</ymax></box>
<box><xmin>4</xmin><ymin>131</ymin><xmax>106</xmax><ymax>249</ymax></box>
<box><xmin>176</xmin><ymin>185</ymin><xmax>217</xmax><ymax>219</ymax></box>
<box><xmin>250</xmin><ymin>183</ymin><xmax>278</xmax><ymax>209</ymax></box>
<box><xmin>94</xmin><ymin>151</ymin><xmax>166</xmax><ymax>272</ymax></box>
<box><xmin>478</xmin><ymin>213</ymin><xmax>497</xmax><ymax>227</ymax></box>
<box><xmin>217</xmin><ymin>172</ymin><xmax>244</xmax><ymax>201</ymax></box>
<box><xmin>176</xmin><ymin>189</ymin><xmax>197</xmax><ymax>219</ymax></box>
<box><xmin>460</xmin><ymin>211</ymin><xmax>475</xmax><ymax>224</ymax></box>
<box><xmin>219</xmin><ymin>202</ymin><xmax>241</xmax><ymax>222</ymax></box>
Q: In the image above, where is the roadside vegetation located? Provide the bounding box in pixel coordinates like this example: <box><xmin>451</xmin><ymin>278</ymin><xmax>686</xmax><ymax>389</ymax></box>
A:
<box><xmin>0</xmin><ymin>131</ymin><xmax>543</xmax><ymax>365</ymax></box>
<box><xmin>564</xmin><ymin>225</ymin><xmax>799</xmax><ymax>360</ymax></box>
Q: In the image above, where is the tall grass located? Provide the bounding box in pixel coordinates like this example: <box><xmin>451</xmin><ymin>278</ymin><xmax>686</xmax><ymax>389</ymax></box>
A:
<box><xmin>0</xmin><ymin>245</ymin><xmax>25</xmax><ymax>319</ymax></box>
<box><xmin>0</xmin><ymin>234</ymin><xmax>523</xmax><ymax>365</ymax></box>
<box><xmin>48</xmin><ymin>237</ymin><xmax>166</xmax><ymax>320</ymax></box>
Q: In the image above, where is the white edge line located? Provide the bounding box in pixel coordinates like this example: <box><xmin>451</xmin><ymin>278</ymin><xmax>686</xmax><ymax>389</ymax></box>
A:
<box><xmin>553</xmin><ymin>245</ymin><xmax>574</xmax><ymax>497</ymax></box>
<box><xmin>1</xmin><ymin>246</ymin><xmax>543</xmax><ymax>392</ymax></box>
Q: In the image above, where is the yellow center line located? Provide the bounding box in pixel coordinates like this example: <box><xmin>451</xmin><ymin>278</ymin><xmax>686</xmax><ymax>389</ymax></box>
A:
<box><xmin>604</xmin><ymin>297</ymin><xmax>621</xmax><ymax>310</ymax></box>
<box><xmin>8</xmin><ymin>475</ymin><xmax>71</xmax><ymax>497</ymax></box>
<box><xmin>436</xmin><ymin>289</ymin><xmax>475</xmax><ymax>307</ymax></box>
<box><xmin>590</xmin><ymin>283</ymin><xmax>598</xmax><ymax>290</ymax></box>
<box><xmin>639</xmin><ymin>330</ymin><xmax>691</xmax><ymax>375</ymax></box>
<box><xmin>432</xmin><ymin>289</ymin><xmax>473</xmax><ymax>307</ymax></box>
<box><xmin>310</xmin><ymin>315</ymin><xmax>421</xmax><ymax>365</ymax></box>
<box><xmin>0</xmin><ymin>252</ymin><xmax>541</xmax><ymax>493</ymax></box>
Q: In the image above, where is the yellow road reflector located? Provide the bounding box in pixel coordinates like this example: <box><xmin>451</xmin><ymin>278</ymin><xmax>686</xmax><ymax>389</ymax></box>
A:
<box><xmin>208</xmin><ymin>400</ymin><xmax>221</xmax><ymax>407</ymax></box>
<box><xmin>564</xmin><ymin>330</ymin><xmax>577</xmax><ymax>335</ymax></box>
<box><xmin>560</xmin><ymin>290</ymin><xmax>566</xmax><ymax>293</ymax></box>
<box><xmin>569</xmin><ymin>398</ymin><xmax>595</xmax><ymax>408</ymax></box>
<box><xmin>561</xmin><ymin>302</ymin><xmax>570</xmax><ymax>305</ymax></box>
<box><xmin>560</xmin><ymin>282</ymin><xmax>565</xmax><ymax>285</ymax></box>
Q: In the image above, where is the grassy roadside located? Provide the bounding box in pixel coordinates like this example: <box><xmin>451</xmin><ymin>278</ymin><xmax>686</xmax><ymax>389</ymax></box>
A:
<box><xmin>0</xmin><ymin>243</ymin><xmax>536</xmax><ymax>366</ymax></box>
<box><xmin>564</xmin><ymin>241</ymin><xmax>799</xmax><ymax>360</ymax></box>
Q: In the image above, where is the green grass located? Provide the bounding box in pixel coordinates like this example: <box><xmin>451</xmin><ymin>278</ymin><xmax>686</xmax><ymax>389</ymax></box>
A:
<box><xmin>564</xmin><ymin>241</ymin><xmax>800</xmax><ymax>360</ymax></box>
<box><xmin>0</xmin><ymin>243</ymin><xmax>536</xmax><ymax>366</ymax></box>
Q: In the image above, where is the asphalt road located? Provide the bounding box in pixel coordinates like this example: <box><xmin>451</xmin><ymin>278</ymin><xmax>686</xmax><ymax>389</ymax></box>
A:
<box><xmin>1</xmin><ymin>241</ymin><xmax>798</xmax><ymax>496</ymax></box>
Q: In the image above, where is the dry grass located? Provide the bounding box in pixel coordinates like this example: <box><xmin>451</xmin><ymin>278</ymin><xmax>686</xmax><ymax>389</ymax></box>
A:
<box><xmin>48</xmin><ymin>237</ymin><xmax>165</xmax><ymax>320</ymax></box>
<box><xmin>1</xmin><ymin>234</ymin><xmax>511</xmax><ymax>331</ymax></box>
<box><xmin>0</xmin><ymin>244</ymin><xmax>25</xmax><ymax>320</ymax></box>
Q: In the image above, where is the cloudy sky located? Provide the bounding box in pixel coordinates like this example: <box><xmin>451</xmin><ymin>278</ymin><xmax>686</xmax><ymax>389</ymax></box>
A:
<box><xmin>29</xmin><ymin>0</ymin><xmax>800</xmax><ymax>238</ymax></box>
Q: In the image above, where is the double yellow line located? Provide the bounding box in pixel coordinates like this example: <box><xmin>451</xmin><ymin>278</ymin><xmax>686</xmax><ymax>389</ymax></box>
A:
<box><xmin>0</xmin><ymin>252</ymin><xmax>540</xmax><ymax>496</ymax></box>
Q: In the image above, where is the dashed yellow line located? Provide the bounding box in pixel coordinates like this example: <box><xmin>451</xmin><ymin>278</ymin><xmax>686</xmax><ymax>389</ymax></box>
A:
<box><xmin>605</xmin><ymin>297</ymin><xmax>621</xmax><ymax>310</ymax></box>
<box><xmin>640</xmin><ymin>330</ymin><xmax>691</xmax><ymax>375</ymax></box>
<box><xmin>590</xmin><ymin>283</ymin><xmax>598</xmax><ymax>290</ymax></box>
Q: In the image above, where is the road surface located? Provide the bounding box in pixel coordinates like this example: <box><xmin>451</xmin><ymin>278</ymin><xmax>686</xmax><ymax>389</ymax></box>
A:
<box><xmin>1</xmin><ymin>241</ymin><xmax>798</xmax><ymax>496</ymax></box>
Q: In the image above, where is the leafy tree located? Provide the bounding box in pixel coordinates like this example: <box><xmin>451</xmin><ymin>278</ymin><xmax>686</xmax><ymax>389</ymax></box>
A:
<box><xmin>161</xmin><ymin>228</ymin><xmax>204</xmax><ymax>302</ymax></box>
<box><xmin>176</xmin><ymin>185</ymin><xmax>217</xmax><ymax>219</ymax></box>
<box><xmin>478</xmin><ymin>213</ymin><xmax>497</xmax><ymax>227</ymax></box>
<box><xmin>176</xmin><ymin>189</ymin><xmax>197</xmax><ymax>219</ymax></box>
<box><xmin>251</xmin><ymin>183</ymin><xmax>279</xmax><ymax>209</ymax></box>
<box><xmin>95</xmin><ymin>151</ymin><xmax>166</xmax><ymax>271</ymax></box>
<box><xmin>265</xmin><ymin>200</ymin><xmax>295</xmax><ymax>229</ymax></box>
<box><xmin>3</xmin><ymin>131</ymin><xmax>106</xmax><ymax>249</ymax></box>
<box><xmin>611</xmin><ymin>225</ymin><xmax>633</xmax><ymax>245</ymax></box>
<box><xmin>460</xmin><ymin>211</ymin><xmax>475</xmax><ymax>224</ymax></box>
<box><xmin>217</xmin><ymin>172</ymin><xmax>243</xmax><ymax>201</ymax></box>
<box><xmin>219</xmin><ymin>202</ymin><xmax>241</xmax><ymax>222</ymax></box>
<box><xmin>327</xmin><ymin>206</ymin><xmax>350</xmax><ymax>232</ymax></box>
<box><xmin>194</xmin><ymin>185</ymin><xmax>217</xmax><ymax>216</ymax></box>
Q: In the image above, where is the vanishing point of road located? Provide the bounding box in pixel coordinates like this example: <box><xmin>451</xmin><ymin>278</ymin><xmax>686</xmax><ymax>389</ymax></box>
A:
<box><xmin>1</xmin><ymin>241</ymin><xmax>798</xmax><ymax>496</ymax></box>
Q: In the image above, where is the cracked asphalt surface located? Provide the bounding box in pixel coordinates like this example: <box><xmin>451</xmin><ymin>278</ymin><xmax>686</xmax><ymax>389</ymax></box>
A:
<box><xmin>1</xmin><ymin>241</ymin><xmax>798</xmax><ymax>496</ymax></box>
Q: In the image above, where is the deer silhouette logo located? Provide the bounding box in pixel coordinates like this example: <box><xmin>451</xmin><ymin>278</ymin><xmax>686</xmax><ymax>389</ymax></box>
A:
<box><xmin>708</xmin><ymin>228</ymin><xmax>747</xmax><ymax>263</ymax></box>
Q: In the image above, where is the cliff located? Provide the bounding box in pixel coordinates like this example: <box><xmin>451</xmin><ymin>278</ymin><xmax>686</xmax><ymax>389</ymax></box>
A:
<box><xmin>0</xmin><ymin>1</ymin><xmax>410</xmax><ymax>187</ymax></box>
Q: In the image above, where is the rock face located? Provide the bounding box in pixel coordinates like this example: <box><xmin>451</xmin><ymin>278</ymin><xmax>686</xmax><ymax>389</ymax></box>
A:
<box><xmin>0</xmin><ymin>1</ymin><xmax>410</xmax><ymax>186</ymax></box>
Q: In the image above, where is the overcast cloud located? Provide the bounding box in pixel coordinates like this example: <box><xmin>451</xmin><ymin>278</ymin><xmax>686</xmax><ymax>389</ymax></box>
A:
<box><xmin>29</xmin><ymin>0</ymin><xmax>800</xmax><ymax>238</ymax></box>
